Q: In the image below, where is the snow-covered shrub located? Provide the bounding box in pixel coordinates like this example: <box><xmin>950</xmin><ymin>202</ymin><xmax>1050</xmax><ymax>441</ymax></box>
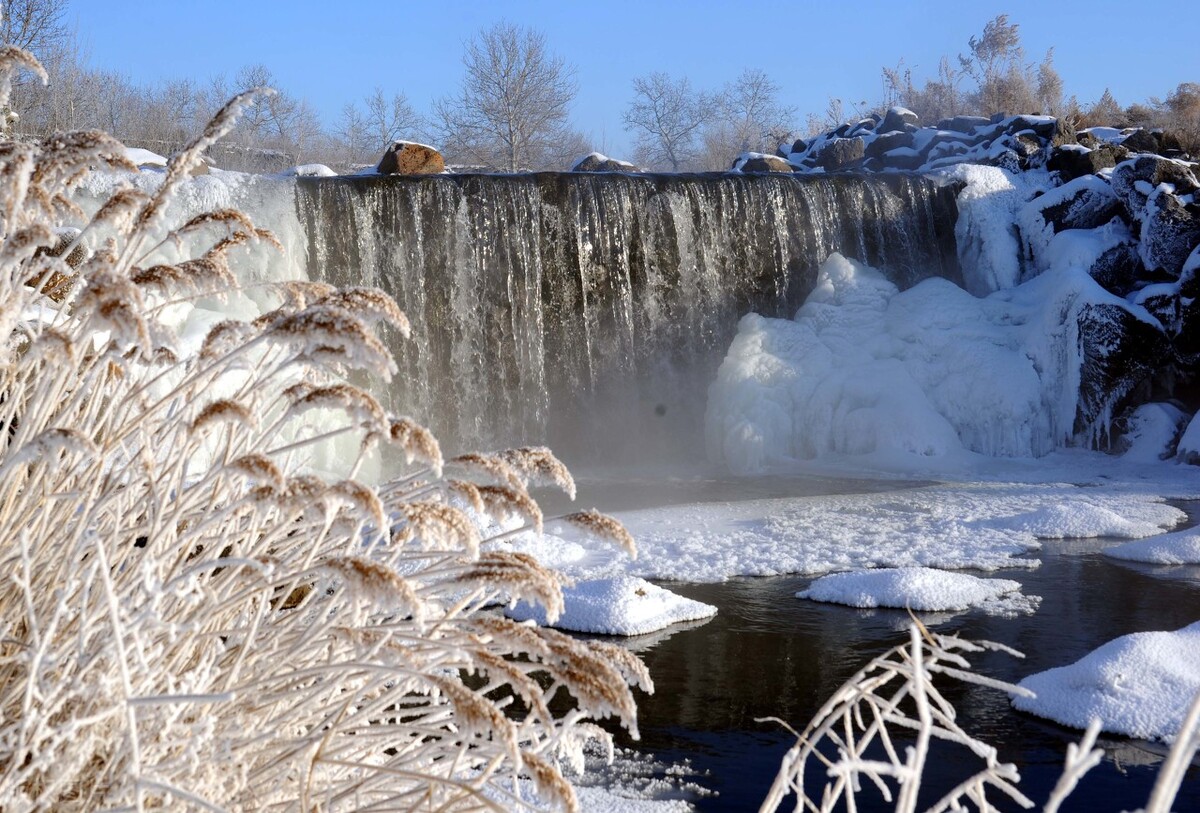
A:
<box><xmin>0</xmin><ymin>47</ymin><xmax>645</xmax><ymax>812</ymax></box>
<box><xmin>761</xmin><ymin>624</ymin><xmax>1200</xmax><ymax>813</ymax></box>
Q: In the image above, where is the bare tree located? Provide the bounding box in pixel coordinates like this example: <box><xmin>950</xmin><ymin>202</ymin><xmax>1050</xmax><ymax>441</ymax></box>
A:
<box><xmin>1</xmin><ymin>0</ymin><xmax>67</xmax><ymax>53</ymax></box>
<box><xmin>699</xmin><ymin>69</ymin><xmax>795</xmax><ymax>169</ymax></box>
<box><xmin>434</xmin><ymin>22</ymin><xmax>578</xmax><ymax>171</ymax></box>
<box><xmin>622</xmin><ymin>72</ymin><xmax>706</xmax><ymax>171</ymax></box>
<box><xmin>365</xmin><ymin>87</ymin><xmax>425</xmax><ymax>147</ymax></box>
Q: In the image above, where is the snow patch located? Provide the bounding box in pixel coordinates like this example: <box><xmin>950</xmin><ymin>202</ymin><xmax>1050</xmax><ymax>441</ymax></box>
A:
<box><xmin>1104</xmin><ymin>527</ymin><xmax>1200</xmax><ymax>565</ymax></box>
<box><xmin>796</xmin><ymin>567</ymin><xmax>1037</xmax><ymax>615</ymax></box>
<box><xmin>506</xmin><ymin>576</ymin><xmax>716</xmax><ymax>636</ymax></box>
<box><xmin>1014</xmin><ymin>621</ymin><xmax>1200</xmax><ymax>742</ymax></box>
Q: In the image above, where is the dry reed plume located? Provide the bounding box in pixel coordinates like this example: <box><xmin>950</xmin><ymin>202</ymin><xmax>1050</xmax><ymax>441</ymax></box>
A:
<box><xmin>0</xmin><ymin>45</ymin><xmax>645</xmax><ymax>812</ymax></box>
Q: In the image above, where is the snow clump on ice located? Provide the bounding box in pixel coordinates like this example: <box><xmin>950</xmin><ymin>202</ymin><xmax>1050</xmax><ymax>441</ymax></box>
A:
<box><xmin>1104</xmin><ymin>526</ymin><xmax>1200</xmax><ymax>565</ymax></box>
<box><xmin>796</xmin><ymin>566</ymin><xmax>1038</xmax><ymax>615</ymax></box>
<box><xmin>506</xmin><ymin>576</ymin><xmax>716</xmax><ymax>636</ymax></box>
<box><xmin>1014</xmin><ymin>621</ymin><xmax>1200</xmax><ymax>742</ymax></box>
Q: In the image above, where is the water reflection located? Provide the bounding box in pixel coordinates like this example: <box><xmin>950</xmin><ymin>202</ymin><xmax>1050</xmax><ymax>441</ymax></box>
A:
<box><xmin>613</xmin><ymin>548</ymin><xmax>1200</xmax><ymax>811</ymax></box>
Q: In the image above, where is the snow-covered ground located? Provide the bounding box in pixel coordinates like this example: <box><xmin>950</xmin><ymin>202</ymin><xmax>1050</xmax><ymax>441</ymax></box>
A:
<box><xmin>521</xmin><ymin>468</ymin><xmax>1191</xmax><ymax>584</ymax></box>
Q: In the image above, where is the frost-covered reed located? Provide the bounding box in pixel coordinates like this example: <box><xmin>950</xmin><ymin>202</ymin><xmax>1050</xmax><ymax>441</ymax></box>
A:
<box><xmin>0</xmin><ymin>46</ymin><xmax>645</xmax><ymax>812</ymax></box>
<box><xmin>760</xmin><ymin>622</ymin><xmax>1200</xmax><ymax>813</ymax></box>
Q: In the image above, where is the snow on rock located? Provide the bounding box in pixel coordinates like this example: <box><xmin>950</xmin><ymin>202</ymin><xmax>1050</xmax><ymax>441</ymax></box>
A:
<box><xmin>796</xmin><ymin>567</ymin><xmax>1037</xmax><ymax>615</ymax></box>
<box><xmin>506</xmin><ymin>576</ymin><xmax>716</xmax><ymax>636</ymax></box>
<box><xmin>1017</xmin><ymin>175</ymin><xmax>1124</xmax><ymax>277</ymax></box>
<box><xmin>572</xmin><ymin>152</ymin><xmax>639</xmax><ymax>172</ymax></box>
<box><xmin>705</xmin><ymin>252</ymin><xmax>1158</xmax><ymax>472</ymax></box>
<box><xmin>939</xmin><ymin>164</ymin><xmax>1025</xmax><ymax>295</ymax></box>
<box><xmin>1014</xmin><ymin>621</ymin><xmax>1200</xmax><ymax>742</ymax></box>
<box><xmin>1119</xmin><ymin>402</ymin><xmax>1189</xmax><ymax>462</ymax></box>
<box><xmin>1180</xmin><ymin>410</ymin><xmax>1200</xmax><ymax>464</ymax></box>
<box><xmin>123</xmin><ymin>146</ymin><xmax>167</xmax><ymax>169</ymax></box>
<box><xmin>1104</xmin><ymin>526</ymin><xmax>1200</xmax><ymax>565</ymax></box>
<box><xmin>278</xmin><ymin>163</ymin><xmax>337</xmax><ymax>177</ymax></box>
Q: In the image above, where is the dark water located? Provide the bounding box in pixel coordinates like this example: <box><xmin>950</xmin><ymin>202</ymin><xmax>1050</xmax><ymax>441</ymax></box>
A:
<box><xmin>602</xmin><ymin>500</ymin><xmax>1200</xmax><ymax>812</ymax></box>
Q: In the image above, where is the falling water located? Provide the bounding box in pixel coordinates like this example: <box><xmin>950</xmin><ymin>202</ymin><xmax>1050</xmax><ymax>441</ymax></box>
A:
<box><xmin>295</xmin><ymin>172</ymin><xmax>959</xmax><ymax>464</ymax></box>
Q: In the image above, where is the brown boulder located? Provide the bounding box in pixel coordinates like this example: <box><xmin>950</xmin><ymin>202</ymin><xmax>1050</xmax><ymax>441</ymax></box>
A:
<box><xmin>740</xmin><ymin>154</ymin><xmax>796</xmax><ymax>173</ymax></box>
<box><xmin>377</xmin><ymin>141</ymin><xmax>445</xmax><ymax>175</ymax></box>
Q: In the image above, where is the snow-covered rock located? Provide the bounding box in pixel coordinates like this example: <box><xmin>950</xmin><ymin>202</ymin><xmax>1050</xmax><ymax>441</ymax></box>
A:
<box><xmin>796</xmin><ymin>567</ymin><xmax>1037</xmax><ymax>615</ymax></box>
<box><xmin>1014</xmin><ymin>621</ymin><xmax>1200</xmax><ymax>742</ymax></box>
<box><xmin>279</xmin><ymin>163</ymin><xmax>337</xmax><ymax>178</ymax></box>
<box><xmin>377</xmin><ymin>141</ymin><xmax>444</xmax><ymax>175</ymax></box>
<box><xmin>506</xmin><ymin>576</ymin><xmax>716</xmax><ymax>636</ymax></box>
<box><xmin>1178</xmin><ymin>410</ymin><xmax>1200</xmax><ymax>464</ymax></box>
<box><xmin>1118</xmin><ymin>402</ymin><xmax>1189</xmax><ymax>461</ymax></box>
<box><xmin>572</xmin><ymin>152</ymin><xmax>639</xmax><ymax>172</ymax></box>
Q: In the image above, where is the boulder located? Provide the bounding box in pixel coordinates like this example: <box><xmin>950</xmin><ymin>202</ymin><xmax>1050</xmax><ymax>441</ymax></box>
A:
<box><xmin>878</xmin><ymin>147</ymin><xmax>925</xmax><ymax>171</ymax></box>
<box><xmin>880</xmin><ymin>106</ymin><xmax>919</xmax><ymax>134</ymax></box>
<box><xmin>572</xmin><ymin>152</ymin><xmax>637</xmax><ymax>172</ymax></box>
<box><xmin>1120</xmin><ymin>128</ymin><xmax>1160</xmax><ymax>154</ymax></box>
<box><xmin>1075</xmin><ymin>302</ymin><xmax>1170</xmax><ymax>443</ymax></box>
<box><xmin>937</xmin><ymin>115</ymin><xmax>991</xmax><ymax>134</ymax></box>
<box><xmin>377</xmin><ymin>141</ymin><xmax>445</xmax><ymax>175</ymax></box>
<box><xmin>739</xmin><ymin>154</ymin><xmax>796</xmax><ymax>173</ymax></box>
<box><xmin>1025</xmin><ymin>175</ymin><xmax>1125</xmax><ymax>235</ymax></box>
<box><xmin>1047</xmin><ymin>143</ymin><xmax>1128</xmax><ymax>182</ymax></box>
<box><xmin>816</xmin><ymin>137</ymin><xmax>865</xmax><ymax>170</ymax></box>
<box><xmin>789</xmin><ymin>137</ymin><xmax>809</xmax><ymax>155</ymax></box>
<box><xmin>1139</xmin><ymin>186</ymin><xmax>1200</xmax><ymax>277</ymax></box>
<box><xmin>1111</xmin><ymin>156</ymin><xmax>1200</xmax><ymax>217</ymax></box>
<box><xmin>864</xmin><ymin>130</ymin><xmax>914</xmax><ymax>160</ymax></box>
<box><xmin>1089</xmin><ymin>243</ymin><xmax>1143</xmax><ymax>295</ymax></box>
<box><xmin>1005</xmin><ymin>115</ymin><xmax>1058</xmax><ymax>140</ymax></box>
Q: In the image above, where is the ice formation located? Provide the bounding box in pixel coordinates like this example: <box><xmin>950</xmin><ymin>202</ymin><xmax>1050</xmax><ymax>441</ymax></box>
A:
<box><xmin>706</xmin><ymin>252</ymin><xmax>1154</xmax><ymax>474</ymax></box>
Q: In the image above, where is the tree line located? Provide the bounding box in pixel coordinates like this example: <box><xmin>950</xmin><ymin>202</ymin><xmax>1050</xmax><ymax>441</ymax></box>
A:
<box><xmin>3</xmin><ymin>2</ymin><xmax>1197</xmax><ymax>172</ymax></box>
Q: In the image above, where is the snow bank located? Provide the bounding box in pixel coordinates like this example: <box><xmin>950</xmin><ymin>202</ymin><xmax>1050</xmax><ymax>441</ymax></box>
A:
<box><xmin>978</xmin><ymin>501</ymin><xmax>1174</xmax><ymax>539</ymax></box>
<box><xmin>1178</xmin><ymin>411</ymin><xmax>1200</xmax><ymax>464</ymax></box>
<box><xmin>506</xmin><ymin>576</ymin><xmax>716</xmax><ymax>636</ymax></box>
<box><xmin>1014</xmin><ymin>621</ymin><xmax>1200</xmax><ymax>741</ymax></box>
<box><xmin>705</xmin><ymin>252</ymin><xmax>1142</xmax><ymax>473</ymax></box>
<box><xmin>1120</xmin><ymin>403</ymin><xmax>1188</xmax><ymax>462</ymax></box>
<box><xmin>123</xmin><ymin>146</ymin><xmax>167</xmax><ymax>169</ymax></box>
<box><xmin>796</xmin><ymin>567</ymin><xmax>1037</xmax><ymax>615</ymax></box>
<box><xmin>1104</xmin><ymin>527</ymin><xmax>1200</xmax><ymax>564</ymax></box>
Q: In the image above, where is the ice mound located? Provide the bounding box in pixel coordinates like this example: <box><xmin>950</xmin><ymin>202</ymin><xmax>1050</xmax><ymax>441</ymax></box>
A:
<box><xmin>706</xmin><ymin>252</ymin><xmax>1152</xmax><ymax>474</ymax></box>
<box><xmin>1014</xmin><ymin>621</ymin><xmax>1200</xmax><ymax>741</ymax></box>
<box><xmin>507</xmin><ymin>576</ymin><xmax>716</xmax><ymax>636</ymax></box>
<box><xmin>981</xmin><ymin>501</ymin><xmax>1177</xmax><ymax>539</ymax></box>
<box><xmin>796</xmin><ymin>566</ymin><xmax>1036</xmax><ymax>615</ymax></box>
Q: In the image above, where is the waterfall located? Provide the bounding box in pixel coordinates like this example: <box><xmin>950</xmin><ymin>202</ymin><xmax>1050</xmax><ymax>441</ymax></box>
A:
<box><xmin>295</xmin><ymin>172</ymin><xmax>959</xmax><ymax>465</ymax></box>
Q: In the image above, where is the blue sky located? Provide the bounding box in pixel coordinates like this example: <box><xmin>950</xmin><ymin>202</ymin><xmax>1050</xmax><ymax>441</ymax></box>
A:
<box><xmin>70</xmin><ymin>1</ymin><xmax>1198</xmax><ymax>155</ymax></box>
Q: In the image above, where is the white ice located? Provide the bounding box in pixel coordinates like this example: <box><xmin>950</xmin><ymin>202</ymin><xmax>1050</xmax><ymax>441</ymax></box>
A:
<box><xmin>1014</xmin><ymin>621</ymin><xmax>1200</xmax><ymax>742</ymax></box>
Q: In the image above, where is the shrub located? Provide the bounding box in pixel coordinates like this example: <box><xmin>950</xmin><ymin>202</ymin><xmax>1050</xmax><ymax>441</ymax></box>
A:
<box><xmin>0</xmin><ymin>45</ymin><xmax>645</xmax><ymax>812</ymax></box>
